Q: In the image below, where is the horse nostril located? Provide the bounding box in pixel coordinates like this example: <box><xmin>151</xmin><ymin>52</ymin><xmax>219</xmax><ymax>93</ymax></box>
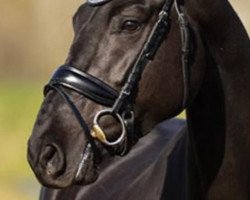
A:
<box><xmin>40</xmin><ymin>144</ymin><xmax>65</xmax><ymax>177</ymax></box>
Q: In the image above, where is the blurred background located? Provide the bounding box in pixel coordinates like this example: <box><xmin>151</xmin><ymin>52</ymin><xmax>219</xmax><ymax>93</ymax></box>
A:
<box><xmin>0</xmin><ymin>0</ymin><xmax>249</xmax><ymax>199</ymax></box>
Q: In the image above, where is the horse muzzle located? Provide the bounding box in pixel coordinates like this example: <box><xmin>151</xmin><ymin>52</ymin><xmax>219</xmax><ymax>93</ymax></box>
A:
<box><xmin>28</xmin><ymin>139</ymin><xmax>98</xmax><ymax>188</ymax></box>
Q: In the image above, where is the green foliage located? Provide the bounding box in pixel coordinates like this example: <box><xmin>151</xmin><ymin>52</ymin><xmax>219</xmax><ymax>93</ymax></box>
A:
<box><xmin>0</xmin><ymin>81</ymin><xmax>42</xmax><ymax>200</ymax></box>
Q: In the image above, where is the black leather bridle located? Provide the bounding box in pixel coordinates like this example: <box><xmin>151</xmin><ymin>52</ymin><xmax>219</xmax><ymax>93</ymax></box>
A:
<box><xmin>44</xmin><ymin>0</ymin><xmax>191</xmax><ymax>159</ymax></box>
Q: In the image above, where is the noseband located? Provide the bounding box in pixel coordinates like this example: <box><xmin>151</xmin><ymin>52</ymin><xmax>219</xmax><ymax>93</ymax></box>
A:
<box><xmin>44</xmin><ymin>0</ymin><xmax>191</xmax><ymax>158</ymax></box>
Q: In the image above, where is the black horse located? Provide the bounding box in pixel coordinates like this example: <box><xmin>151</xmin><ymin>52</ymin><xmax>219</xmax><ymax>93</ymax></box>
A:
<box><xmin>27</xmin><ymin>0</ymin><xmax>250</xmax><ymax>199</ymax></box>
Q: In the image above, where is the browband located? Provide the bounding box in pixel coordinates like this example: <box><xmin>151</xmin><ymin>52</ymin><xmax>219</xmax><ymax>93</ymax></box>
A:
<box><xmin>45</xmin><ymin>66</ymin><xmax>119</xmax><ymax>107</ymax></box>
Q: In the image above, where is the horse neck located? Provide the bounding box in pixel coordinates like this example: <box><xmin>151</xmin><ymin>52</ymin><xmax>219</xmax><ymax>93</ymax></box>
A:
<box><xmin>186</xmin><ymin>0</ymin><xmax>250</xmax><ymax>198</ymax></box>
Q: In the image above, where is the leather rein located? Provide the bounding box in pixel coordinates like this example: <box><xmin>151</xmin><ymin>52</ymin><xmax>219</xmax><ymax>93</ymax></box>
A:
<box><xmin>44</xmin><ymin>0</ymin><xmax>191</xmax><ymax>159</ymax></box>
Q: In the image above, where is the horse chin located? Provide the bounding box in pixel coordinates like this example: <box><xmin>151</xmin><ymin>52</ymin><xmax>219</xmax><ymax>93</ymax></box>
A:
<box><xmin>35</xmin><ymin>168</ymin><xmax>75</xmax><ymax>189</ymax></box>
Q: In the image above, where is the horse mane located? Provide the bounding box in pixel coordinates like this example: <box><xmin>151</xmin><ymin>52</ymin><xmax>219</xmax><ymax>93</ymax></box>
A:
<box><xmin>186</xmin><ymin>0</ymin><xmax>250</xmax><ymax>197</ymax></box>
<box><xmin>186</xmin><ymin>39</ymin><xmax>225</xmax><ymax>195</ymax></box>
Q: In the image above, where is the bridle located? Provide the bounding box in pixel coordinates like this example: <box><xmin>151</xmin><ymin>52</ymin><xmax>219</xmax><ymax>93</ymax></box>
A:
<box><xmin>44</xmin><ymin>0</ymin><xmax>191</xmax><ymax>157</ymax></box>
<box><xmin>44</xmin><ymin>0</ymin><xmax>191</xmax><ymax>159</ymax></box>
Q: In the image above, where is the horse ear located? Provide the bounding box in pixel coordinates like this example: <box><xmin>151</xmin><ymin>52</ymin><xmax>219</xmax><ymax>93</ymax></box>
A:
<box><xmin>186</xmin><ymin>47</ymin><xmax>226</xmax><ymax>190</ymax></box>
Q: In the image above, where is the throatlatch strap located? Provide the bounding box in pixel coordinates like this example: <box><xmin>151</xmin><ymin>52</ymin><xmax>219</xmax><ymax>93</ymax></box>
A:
<box><xmin>174</xmin><ymin>0</ymin><xmax>191</xmax><ymax>108</ymax></box>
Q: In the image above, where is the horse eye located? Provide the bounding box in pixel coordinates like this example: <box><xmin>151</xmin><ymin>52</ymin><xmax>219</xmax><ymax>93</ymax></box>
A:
<box><xmin>121</xmin><ymin>20</ymin><xmax>141</xmax><ymax>32</ymax></box>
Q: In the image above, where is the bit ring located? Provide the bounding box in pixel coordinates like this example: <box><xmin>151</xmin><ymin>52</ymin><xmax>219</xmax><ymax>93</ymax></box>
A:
<box><xmin>91</xmin><ymin>109</ymin><xmax>126</xmax><ymax>146</ymax></box>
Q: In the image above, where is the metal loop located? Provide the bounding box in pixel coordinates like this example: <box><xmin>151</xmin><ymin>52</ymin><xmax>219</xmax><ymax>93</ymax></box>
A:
<box><xmin>91</xmin><ymin>109</ymin><xmax>126</xmax><ymax>146</ymax></box>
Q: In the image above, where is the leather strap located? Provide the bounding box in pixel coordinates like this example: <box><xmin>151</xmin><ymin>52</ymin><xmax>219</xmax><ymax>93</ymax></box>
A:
<box><xmin>44</xmin><ymin>66</ymin><xmax>118</xmax><ymax>107</ymax></box>
<box><xmin>111</xmin><ymin>0</ymin><xmax>174</xmax><ymax>114</ymax></box>
<box><xmin>175</xmin><ymin>0</ymin><xmax>191</xmax><ymax>108</ymax></box>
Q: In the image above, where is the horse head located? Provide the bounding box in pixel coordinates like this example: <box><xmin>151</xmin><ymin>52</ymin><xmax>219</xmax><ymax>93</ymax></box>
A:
<box><xmin>27</xmin><ymin>0</ymin><xmax>207</xmax><ymax>188</ymax></box>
